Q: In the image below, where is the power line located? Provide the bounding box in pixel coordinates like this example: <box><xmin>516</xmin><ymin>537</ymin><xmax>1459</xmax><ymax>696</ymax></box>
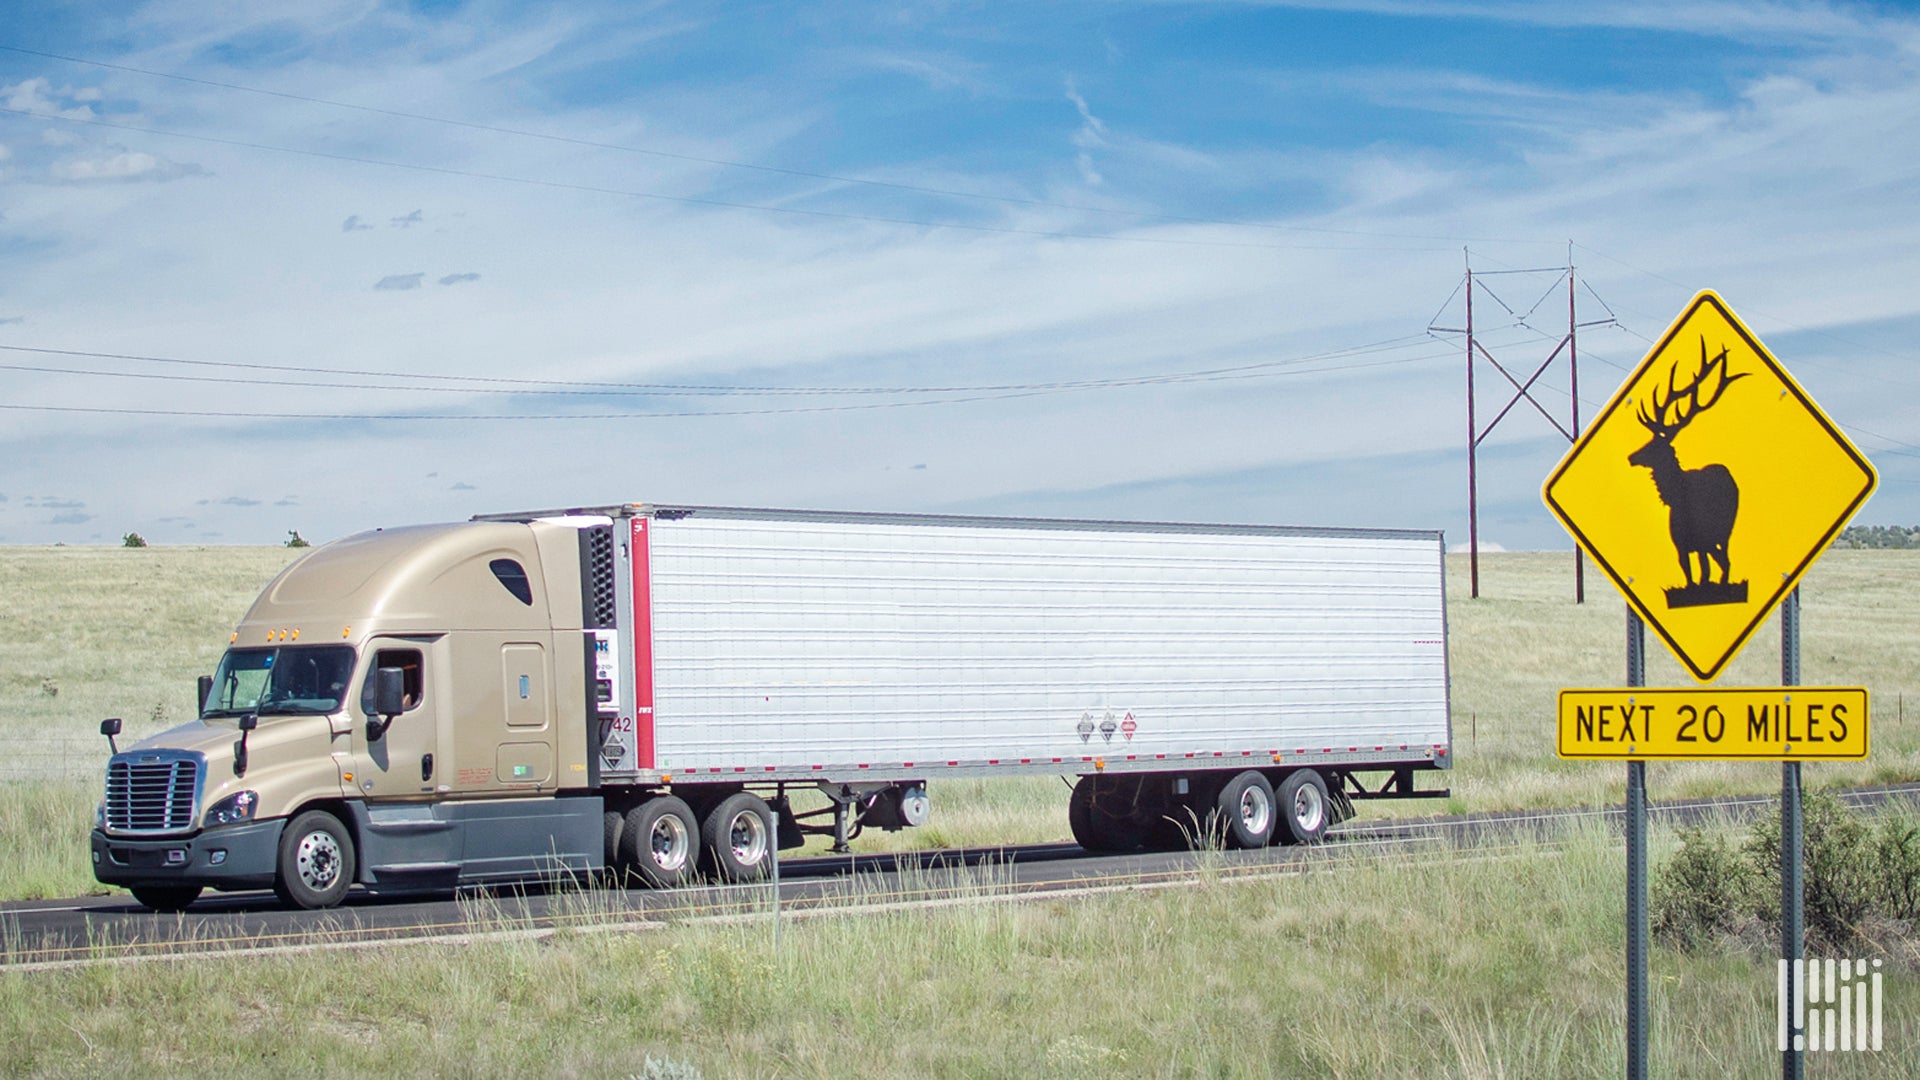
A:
<box><xmin>0</xmin><ymin>349</ymin><xmax>1454</xmax><ymax>422</ymax></box>
<box><xmin>0</xmin><ymin>41</ymin><xmax>1557</xmax><ymax>248</ymax></box>
<box><xmin>0</xmin><ymin>334</ymin><xmax>1441</xmax><ymax>398</ymax></box>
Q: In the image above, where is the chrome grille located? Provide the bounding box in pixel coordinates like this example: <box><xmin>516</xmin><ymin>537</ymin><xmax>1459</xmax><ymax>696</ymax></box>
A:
<box><xmin>105</xmin><ymin>756</ymin><xmax>199</xmax><ymax>833</ymax></box>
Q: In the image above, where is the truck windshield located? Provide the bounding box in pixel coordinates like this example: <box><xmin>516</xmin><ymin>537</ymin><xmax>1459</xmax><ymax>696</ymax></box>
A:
<box><xmin>204</xmin><ymin>646</ymin><xmax>358</xmax><ymax>717</ymax></box>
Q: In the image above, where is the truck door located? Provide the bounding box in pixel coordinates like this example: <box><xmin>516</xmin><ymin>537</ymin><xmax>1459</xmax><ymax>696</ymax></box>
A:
<box><xmin>350</xmin><ymin>639</ymin><xmax>446</xmax><ymax>800</ymax></box>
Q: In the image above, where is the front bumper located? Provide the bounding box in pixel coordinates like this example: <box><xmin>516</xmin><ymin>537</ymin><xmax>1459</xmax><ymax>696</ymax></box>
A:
<box><xmin>91</xmin><ymin>819</ymin><xmax>285</xmax><ymax>891</ymax></box>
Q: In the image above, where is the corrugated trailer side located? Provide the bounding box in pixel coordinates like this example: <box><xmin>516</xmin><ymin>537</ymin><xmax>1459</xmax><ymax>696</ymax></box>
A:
<box><xmin>606</xmin><ymin>506</ymin><xmax>1450</xmax><ymax>783</ymax></box>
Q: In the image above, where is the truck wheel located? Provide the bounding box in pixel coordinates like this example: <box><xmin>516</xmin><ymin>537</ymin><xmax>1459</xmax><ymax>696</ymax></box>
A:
<box><xmin>702</xmin><ymin>792</ymin><xmax>772</xmax><ymax>882</ymax></box>
<box><xmin>130</xmin><ymin>885</ymin><xmax>202</xmax><ymax>913</ymax></box>
<box><xmin>273</xmin><ymin>810</ymin><xmax>355</xmax><ymax>909</ymax></box>
<box><xmin>603</xmin><ymin>809</ymin><xmax>628</xmax><ymax>884</ymax></box>
<box><xmin>1068</xmin><ymin>776</ymin><xmax>1138</xmax><ymax>852</ymax></box>
<box><xmin>1216</xmin><ymin>771</ymin><xmax>1277</xmax><ymax>849</ymax></box>
<box><xmin>620</xmin><ymin>796</ymin><xmax>699</xmax><ymax>888</ymax></box>
<box><xmin>1277</xmin><ymin>770</ymin><xmax>1330</xmax><ymax>845</ymax></box>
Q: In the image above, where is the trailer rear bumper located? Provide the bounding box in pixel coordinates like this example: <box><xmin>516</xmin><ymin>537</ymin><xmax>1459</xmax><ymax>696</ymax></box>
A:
<box><xmin>91</xmin><ymin>820</ymin><xmax>284</xmax><ymax>891</ymax></box>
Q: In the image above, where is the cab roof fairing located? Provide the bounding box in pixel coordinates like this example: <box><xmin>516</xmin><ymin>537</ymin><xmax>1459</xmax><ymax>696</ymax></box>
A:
<box><xmin>229</xmin><ymin>521</ymin><xmax>558</xmax><ymax>645</ymax></box>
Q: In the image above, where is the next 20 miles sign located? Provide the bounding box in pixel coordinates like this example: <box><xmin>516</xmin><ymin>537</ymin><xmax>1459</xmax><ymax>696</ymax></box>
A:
<box><xmin>1557</xmin><ymin>687</ymin><xmax>1869</xmax><ymax>760</ymax></box>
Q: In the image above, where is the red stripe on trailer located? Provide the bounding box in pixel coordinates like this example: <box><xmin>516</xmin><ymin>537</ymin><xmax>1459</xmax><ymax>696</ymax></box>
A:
<box><xmin>629</xmin><ymin>518</ymin><xmax>657</xmax><ymax>770</ymax></box>
<box><xmin>1020</xmin><ymin>758</ymin><xmax>1031</xmax><ymax>764</ymax></box>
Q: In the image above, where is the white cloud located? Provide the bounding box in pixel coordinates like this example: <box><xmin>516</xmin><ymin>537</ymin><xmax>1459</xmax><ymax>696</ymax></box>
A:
<box><xmin>2</xmin><ymin>77</ymin><xmax>98</xmax><ymax>120</ymax></box>
<box><xmin>48</xmin><ymin>149</ymin><xmax>204</xmax><ymax>183</ymax></box>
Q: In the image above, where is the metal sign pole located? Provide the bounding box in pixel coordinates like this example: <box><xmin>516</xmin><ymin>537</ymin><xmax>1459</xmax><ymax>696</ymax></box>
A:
<box><xmin>1626</xmin><ymin>609</ymin><xmax>1648</xmax><ymax>1080</ymax></box>
<box><xmin>1781</xmin><ymin>589</ymin><xmax>1803</xmax><ymax>1079</ymax></box>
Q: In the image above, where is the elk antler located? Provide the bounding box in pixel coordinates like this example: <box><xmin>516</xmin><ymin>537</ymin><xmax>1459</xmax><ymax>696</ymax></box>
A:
<box><xmin>1636</xmin><ymin>336</ymin><xmax>1749</xmax><ymax>437</ymax></box>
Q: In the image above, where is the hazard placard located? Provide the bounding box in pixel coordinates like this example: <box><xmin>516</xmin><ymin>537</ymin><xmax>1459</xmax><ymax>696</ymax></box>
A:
<box><xmin>1542</xmin><ymin>291</ymin><xmax>1876</xmax><ymax>682</ymax></box>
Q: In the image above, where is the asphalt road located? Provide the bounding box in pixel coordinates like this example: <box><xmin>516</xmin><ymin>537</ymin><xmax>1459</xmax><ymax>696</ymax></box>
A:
<box><xmin>8</xmin><ymin>782</ymin><xmax>1916</xmax><ymax>968</ymax></box>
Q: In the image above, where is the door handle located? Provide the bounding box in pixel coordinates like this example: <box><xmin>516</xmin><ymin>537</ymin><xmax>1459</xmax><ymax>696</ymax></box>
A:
<box><xmin>421</xmin><ymin>753</ymin><xmax>434</xmax><ymax>783</ymax></box>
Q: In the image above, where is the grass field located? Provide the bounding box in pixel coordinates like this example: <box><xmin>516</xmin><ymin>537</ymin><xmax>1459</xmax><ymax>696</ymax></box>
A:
<box><xmin>3</xmin><ymin>544</ymin><xmax>1919</xmax><ymax>1075</ymax></box>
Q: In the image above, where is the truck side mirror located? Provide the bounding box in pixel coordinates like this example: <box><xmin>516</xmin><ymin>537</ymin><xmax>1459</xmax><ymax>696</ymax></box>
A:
<box><xmin>367</xmin><ymin>667</ymin><xmax>405</xmax><ymax>741</ymax></box>
<box><xmin>197</xmin><ymin>675</ymin><xmax>213</xmax><ymax>716</ymax></box>
<box><xmin>234</xmin><ymin>713</ymin><xmax>257</xmax><ymax>778</ymax></box>
<box><xmin>100</xmin><ymin>717</ymin><xmax>122</xmax><ymax>755</ymax></box>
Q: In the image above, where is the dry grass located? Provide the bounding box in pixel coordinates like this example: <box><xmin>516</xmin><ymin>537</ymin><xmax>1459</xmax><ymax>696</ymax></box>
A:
<box><xmin>3</xmin><ymin>545</ymin><xmax>1917</xmax><ymax>897</ymax></box>
<box><xmin>1445</xmin><ymin>550</ymin><xmax>1920</xmax><ymax>813</ymax></box>
<box><xmin>3</xmin><ymin>826</ymin><xmax>1915</xmax><ymax>1077</ymax></box>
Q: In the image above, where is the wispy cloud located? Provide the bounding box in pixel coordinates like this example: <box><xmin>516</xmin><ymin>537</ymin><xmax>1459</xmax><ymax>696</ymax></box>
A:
<box><xmin>374</xmin><ymin>273</ymin><xmax>425</xmax><ymax>291</ymax></box>
<box><xmin>342</xmin><ymin>215</ymin><xmax>372</xmax><ymax>232</ymax></box>
<box><xmin>439</xmin><ymin>272</ymin><xmax>481</xmax><ymax>286</ymax></box>
<box><xmin>390</xmin><ymin>209</ymin><xmax>423</xmax><ymax>228</ymax></box>
<box><xmin>49</xmin><ymin>148</ymin><xmax>204</xmax><ymax>183</ymax></box>
<box><xmin>1064</xmin><ymin>77</ymin><xmax>1107</xmax><ymax>186</ymax></box>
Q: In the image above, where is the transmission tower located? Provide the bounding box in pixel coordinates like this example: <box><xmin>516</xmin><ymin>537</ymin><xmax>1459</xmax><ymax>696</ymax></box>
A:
<box><xmin>1429</xmin><ymin>246</ymin><xmax>1614</xmax><ymax>600</ymax></box>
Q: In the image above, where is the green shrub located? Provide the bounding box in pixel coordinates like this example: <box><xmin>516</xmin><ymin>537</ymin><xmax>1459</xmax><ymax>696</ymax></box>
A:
<box><xmin>1651</xmin><ymin>826</ymin><xmax>1753</xmax><ymax>949</ymax></box>
<box><xmin>1872</xmin><ymin>812</ymin><xmax>1920</xmax><ymax>920</ymax></box>
<box><xmin>1655</xmin><ymin>795</ymin><xmax>1920</xmax><ymax>953</ymax></box>
<box><xmin>121</xmin><ymin>532</ymin><xmax>147</xmax><ymax>548</ymax></box>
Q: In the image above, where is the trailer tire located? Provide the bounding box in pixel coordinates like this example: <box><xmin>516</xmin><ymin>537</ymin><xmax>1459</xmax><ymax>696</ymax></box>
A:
<box><xmin>1216</xmin><ymin>770</ymin><xmax>1277</xmax><ymax>849</ymax></box>
<box><xmin>1277</xmin><ymin>769</ymin><xmax>1330</xmax><ymax>845</ymax></box>
<box><xmin>130</xmin><ymin>885</ymin><xmax>202</xmax><ymax>913</ymax></box>
<box><xmin>621</xmin><ymin>797</ymin><xmax>699</xmax><ymax>889</ymax></box>
<box><xmin>1068</xmin><ymin>776</ymin><xmax>1139</xmax><ymax>852</ymax></box>
<box><xmin>273</xmin><ymin>809</ymin><xmax>355</xmax><ymax>910</ymax></box>
<box><xmin>702</xmin><ymin>792</ymin><xmax>773</xmax><ymax>882</ymax></box>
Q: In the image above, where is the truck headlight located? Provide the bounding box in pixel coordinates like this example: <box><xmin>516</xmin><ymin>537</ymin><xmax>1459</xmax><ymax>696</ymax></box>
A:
<box><xmin>95</xmin><ymin>800</ymin><xmax>106</xmax><ymax>830</ymax></box>
<box><xmin>204</xmin><ymin>790</ymin><xmax>259</xmax><ymax>828</ymax></box>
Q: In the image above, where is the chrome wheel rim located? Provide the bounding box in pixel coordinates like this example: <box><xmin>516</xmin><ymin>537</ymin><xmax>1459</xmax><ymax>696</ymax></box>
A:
<box><xmin>728</xmin><ymin>810</ymin><xmax>768</xmax><ymax>866</ymax></box>
<box><xmin>1293</xmin><ymin>783</ymin><xmax>1325</xmax><ymax>833</ymax></box>
<box><xmin>295</xmin><ymin>830</ymin><xmax>342</xmax><ymax>891</ymax></box>
<box><xmin>649</xmin><ymin>814</ymin><xmax>690</xmax><ymax>871</ymax></box>
<box><xmin>1238</xmin><ymin>786</ymin><xmax>1273</xmax><ymax>837</ymax></box>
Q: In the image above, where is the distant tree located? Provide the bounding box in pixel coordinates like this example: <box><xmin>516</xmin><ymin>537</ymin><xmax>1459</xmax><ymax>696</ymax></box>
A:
<box><xmin>122</xmin><ymin>532</ymin><xmax>148</xmax><ymax>548</ymax></box>
<box><xmin>1834</xmin><ymin>525</ymin><xmax>1920</xmax><ymax>549</ymax></box>
<box><xmin>285</xmin><ymin>530</ymin><xmax>310</xmax><ymax>548</ymax></box>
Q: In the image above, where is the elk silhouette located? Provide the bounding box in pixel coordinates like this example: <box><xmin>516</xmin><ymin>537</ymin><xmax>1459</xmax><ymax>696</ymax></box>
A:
<box><xmin>1628</xmin><ymin>338</ymin><xmax>1749</xmax><ymax>597</ymax></box>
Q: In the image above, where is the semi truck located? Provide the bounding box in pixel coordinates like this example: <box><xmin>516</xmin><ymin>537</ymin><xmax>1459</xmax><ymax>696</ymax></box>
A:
<box><xmin>90</xmin><ymin>504</ymin><xmax>1453</xmax><ymax>911</ymax></box>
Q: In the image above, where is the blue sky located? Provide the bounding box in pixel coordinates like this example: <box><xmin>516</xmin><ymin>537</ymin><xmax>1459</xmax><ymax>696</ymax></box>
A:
<box><xmin>1</xmin><ymin>0</ymin><xmax>1917</xmax><ymax>549</ymax></box>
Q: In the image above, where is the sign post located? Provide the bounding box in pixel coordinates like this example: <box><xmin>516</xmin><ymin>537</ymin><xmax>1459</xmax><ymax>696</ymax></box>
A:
<box><xmin>1626</xmin><ymin>612</ymin><xmax>1648</xmax><ymax>1080</ymax></box>
<box><xmin>1541</xmin><ymin>291</ymin><xmax>1876</xmax><ymax>1078</ymax></box>
<box><xmin>1781</xmin><ymin>589</ymin><xmax>1803</xmax><ymax>1080</ymax></box>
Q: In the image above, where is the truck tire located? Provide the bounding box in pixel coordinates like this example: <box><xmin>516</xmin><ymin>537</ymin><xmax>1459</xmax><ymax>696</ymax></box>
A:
<box><xmin>273</xmin><ymin>810</ymin><xmax>355</xmax><ymax>909</ymax></box>
<box><xmin>130</xmin><ymin>885</ymin><xmax>202</xmax><ymax>913</ymax></box>
<box><xmin>1276</xmin><ymin>769</ymin><xmax>1330</xmax><ymax>845</ymax></box>
<box><xmin>603</xmin><ymin>809</ymin><xmax>628</xmax><ymax>883</ymax></box>
<box><xmin>620</xmin><ymin>796</ymin><xmax>699</xmax><ymax>889</ymax></box>
<box><xmin>1216</xmin><ymin>770</ymin><xmax>1277</xmax><ymax>849</ymax></box>
<box><xmin>701</xmin><ymin>792</ymin><xmax>772</xmax><ymax>882</ymax></box>
<box><xmin>1068</xmin><ymin>776</ymin><xmax>1139</xmax><ymax>852</ymax></box>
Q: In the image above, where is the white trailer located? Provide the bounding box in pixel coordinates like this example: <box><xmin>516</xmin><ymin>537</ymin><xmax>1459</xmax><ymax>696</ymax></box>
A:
<box><xmin>519</xmin><ymin>504</ymin><xmax>1451</xmax><ymax>861</ymax></box>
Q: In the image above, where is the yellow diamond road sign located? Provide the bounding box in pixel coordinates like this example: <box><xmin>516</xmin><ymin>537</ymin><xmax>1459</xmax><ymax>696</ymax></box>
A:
<box><xmin>1543</xmin><ymin>290</ymin><xmax>1876</xmax><ymax>682</ymax></box>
